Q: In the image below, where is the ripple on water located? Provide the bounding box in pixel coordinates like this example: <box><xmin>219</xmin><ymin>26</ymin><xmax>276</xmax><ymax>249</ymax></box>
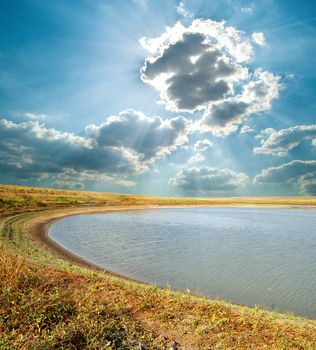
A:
<box><xmin>49</xmin><ymin>208</ymin><xmax>316</xmax><ymax>318</ymax></box>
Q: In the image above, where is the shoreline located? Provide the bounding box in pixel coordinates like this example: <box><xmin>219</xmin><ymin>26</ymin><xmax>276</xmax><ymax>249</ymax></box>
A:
<box><xmin>29</xmin><ymin>203</ymin><xmax>316</xmax><ymax>275</ymax></box>
<box><xmin>28</xmin><ymin>204</ymin><xmax>316</xmax><ymax>316</ymax></box>
<box><xmin>29</xmin><ymin>206</ymin><xmax>168</xmax><ymax>283</ymax></box>
<box><xmin>29</xmin><ymin>204</ymin><xmax>224</xmax><ymax>283</ymax></box>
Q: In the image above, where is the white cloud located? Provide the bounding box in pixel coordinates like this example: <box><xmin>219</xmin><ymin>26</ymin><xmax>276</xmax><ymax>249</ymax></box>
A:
<box><xmin>24</xmin><ymin>112</ymin><xmax>48</xmax><ymax>121</ymax></box>
<box><xmin>169</xmin><ymin>166</ymin><xmax>248</xmax><ymax>194</ymax></box>
<box><xmin>254</xmin><ymin>125</ymin><xmax>316</xmax><ymax>156</ymax></box>
<box><xmin>187</xmin><ymin>153</ymin><xmax>205</xmax><ymax>164</ymax></box>
<box><xmin>193</xmin><ymin>139</ymin><xmax>214</xmax><ymax>152</ymax></box>
<box><xmin>252</xmin><ymin>32</ymin><xmax>266</xmax><ymax>46</ymax></box>
<box><xmin>187</xmin><ymin>139</ymin><xmax>214</xmax><ymax>164</ymax></box>
<box><xmin>140</xmin><ymin>19</ymin><xmax>280</xmax><ymax>137</ymax></box>
<box><xmin>240</xmin><ymin>125</ymin><xmax>255</xmax><ymax>134</ymax></box>
<box><xmin>177</xmin><ymin>1</ymin><xmax>194</xmax><ymax>18</ymax></box>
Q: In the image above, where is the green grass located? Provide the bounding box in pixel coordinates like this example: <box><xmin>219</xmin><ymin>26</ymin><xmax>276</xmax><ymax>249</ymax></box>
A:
<box><xmin>0</xmin><ymin>185</ymin><xmax>316</xmax><ymax>349</ymax></box>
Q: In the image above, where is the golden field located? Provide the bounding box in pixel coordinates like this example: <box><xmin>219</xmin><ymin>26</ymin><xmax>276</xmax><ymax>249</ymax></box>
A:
<box><xmin>1</xmin><ymin>184</ymin><xmax>316</xmax><ymax>212</ymax></box>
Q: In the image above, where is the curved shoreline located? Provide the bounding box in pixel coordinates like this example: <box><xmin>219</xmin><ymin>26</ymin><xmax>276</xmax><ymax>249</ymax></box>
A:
<box><xmin>28</xmin><ymin>205</ymin><xmax>173</xmax><ymax>283</ymax></box>
<box><xmin>28</xmin><ymin>204</ymin><xmax>308</xmax><ymax>276</ymax></box>
<box><xmin>28</xmin><ymin>204</ymin><xmax>316</xmax><ymax>317</ymax></box>
<box><xmin>28</xmin><ymin>204</ymin><xmax>227</xmax><ymax>284</ymax></box>
<box><xmin>28</xmin><ymin>204</ymin><xmax>316</xmax><ymax>278</ymax></box>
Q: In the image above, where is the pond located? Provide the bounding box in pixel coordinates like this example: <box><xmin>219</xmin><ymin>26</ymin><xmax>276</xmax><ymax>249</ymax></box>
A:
<box><xmin>49</xmin><ymin>208</ymin><xmax>316</xmax><ymax>318</ymax></box>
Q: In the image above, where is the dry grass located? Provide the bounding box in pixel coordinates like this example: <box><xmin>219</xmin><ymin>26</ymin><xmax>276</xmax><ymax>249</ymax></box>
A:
<box><xmin>0</xmin><ymin>184</ymin><xmax>316</xmax><ymax>349</ymax></box>
<box><xmin>1</xmin><ymin>184</ymin><xmax>316</xmax><ymax>214</ymax></box>
<box><xmin>1</xmin><ymin>244</ymin><xmax>316</xmax><ymax>349</ymax></box>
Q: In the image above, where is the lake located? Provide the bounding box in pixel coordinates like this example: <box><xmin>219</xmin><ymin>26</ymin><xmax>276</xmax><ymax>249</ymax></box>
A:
<box><xmin>49</xmin><ymin>207</ymin><xmax>316</xmax><ymax>318</ymax></box>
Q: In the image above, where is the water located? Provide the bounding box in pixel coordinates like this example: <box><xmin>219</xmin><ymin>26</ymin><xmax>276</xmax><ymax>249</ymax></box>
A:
<box><xmin>49</xmin><ymin>208</ymin><xmax>316</xmax><ymax>318</ymax></box>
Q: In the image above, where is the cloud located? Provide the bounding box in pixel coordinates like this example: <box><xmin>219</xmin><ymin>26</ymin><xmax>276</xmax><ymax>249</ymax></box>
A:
<box><xmin>254</xmin><ymin>160</ymin><xmax>316</xmax><ymax>183</ymax></box>
<box><xmin>24</xmin><ymin>112</ymin><xmax>48</xmax><ymax>121</ymax></box>
<box><xmin>0</xmin><ymin>110</ymin><xmax>190</xmax><ymax>186</ymax></box>
<box><xmin>199</xmin><ymin>70</ymin><xmax>280</xmax><ymax>136</ymax></box>
<box><xmin>51</xmin><ymin>169</ymin><xmax>136</xmax><ymax>190</ymax></box>
<box><xmin>52</xmin><ymin>179</ymin><xmax>85</xmax><ymax>190</ymax></box>
<box><xmin>169</xmin><ymin>166</ymin><xmax>248</xmax><ymax>194</ymax></box>
<box><xmin>140</xmin><ymin>19</ymin><xmax>251</xmax><ymax>112</ymax></box>
<box><xmin>187</xmin><ymin>139</ymin><xmax>213</xmax><ymax>164</ymax></box>
<box><xmin>240</xmin><ymin>125</ymin><xmax>255</xmax><ymax>134</ymax></box>
<box><xmin>0</xmin><ymin>119</ymin><xmax>143</xmax><ymax>182</ymax></box>
<box><xmin>86</xmin><ymin>109</ymin><xmax>190</xmax><ymax>161</ymax></box>
<box><xmin>254</xmin><ymin>125</ymin><xmax>316</xmax><ymax>156</ymax></box>
<box><xmin>241</xmin><ymin>6</ymin><xmax>254</xmax><ymax>14</ymax></box>
<box><xmin>254</xmin><ymin>160</ymin><xmax>316</xmax><ymax>195</ymax></box>
<box><xmin>193</xmin><ymin>139</ymin><xmax>213</xmax><ymax>152</ymax></box>
<box><xmin>298</xmin><ymin>172</ymin><xmax>316</xmax><ymax>195</ymax></box>
<box><xmin>177</xmin><ymin>1</ymin><xmax>193</xmax><ymax>18</ymax></box>
<box><xmin>140</xmin><ymin>19</ymin><xmax>280</xmax><ymax>136</ymax></box>
<box><xmin>199</xmin><ymin>100</ymin><xmax>249</xmax><ymax>136</ymax></box>
<box><xmin>187</xmin><ymin>153</ymin><xmax>205</xmax><ymax>164</ymax></box>
<box><xmin>252</xmin><ymin>32</ymin><xmax>266</xmax><ymax>46</ymax></box>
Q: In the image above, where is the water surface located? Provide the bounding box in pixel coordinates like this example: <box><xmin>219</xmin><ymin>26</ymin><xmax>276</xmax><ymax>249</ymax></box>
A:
<box><xmin>49</xmin><ymin>208</ymin><xmax>316</xmax><ymax>318</ymax></box>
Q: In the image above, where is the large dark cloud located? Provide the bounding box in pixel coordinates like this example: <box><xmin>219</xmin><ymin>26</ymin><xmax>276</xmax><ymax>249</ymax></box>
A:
<box><xmin>254</xmin><ymin>125</ymin><xmax>316</xmax><ymax>156</ymax></box>
<box><xmin>0</xmin><ymin>110</ymin><xmax>190</xmax><ymax>187</ymax></box>
<box><xmin>254</xmin><ymin>160</ymin><xmax>316</xmax><ymax>195</ymax></box>
<box><xmin>140</xmin><ymin>19</ymin><xmax>280</xmax><ymax>136</ymax></box>
<box><xmin>142</xmin><ymin>32</ymin><xmax>242</xmax><ymax>111</ymax></box>
<box><xmin>169</xmin><ymin>166</ymin><xmax>248</xmax><ymax>194</ymax></box>
<box><xmin>141</xmin><ymin>27</ymin><xmax>247</xmax><ymax>113</ymax></box>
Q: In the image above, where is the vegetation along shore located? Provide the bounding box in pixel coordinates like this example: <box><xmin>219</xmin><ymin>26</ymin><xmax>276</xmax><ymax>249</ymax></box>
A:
<box><xmin>1</xmin><ymin>184</ymin><xmax>316</xmax><ymax>349</ymax></box>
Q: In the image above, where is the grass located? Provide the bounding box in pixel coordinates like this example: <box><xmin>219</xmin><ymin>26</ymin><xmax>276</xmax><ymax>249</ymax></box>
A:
<box><xmin>1</xmin><ymin>184</ymin><xmax>316</xmax><ymax>213</ymax></box>
<box><xmin>0</xmin><ymin>184</ymin><xmax>316</xmax><ymax>349</ymax></box>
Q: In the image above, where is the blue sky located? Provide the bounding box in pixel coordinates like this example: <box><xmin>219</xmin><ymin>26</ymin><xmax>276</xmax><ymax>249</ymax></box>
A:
<box><xmin>0</xmin><ymin>0</ymin><xmax>316</xmax><ymax>196</ymax></box>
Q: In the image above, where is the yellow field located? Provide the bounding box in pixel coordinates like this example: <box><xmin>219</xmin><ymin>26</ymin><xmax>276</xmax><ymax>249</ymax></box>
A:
<box><xmin>1</xmin><ymin>183</ymin><xmax>316</xmax><ymax>212</ymax></box>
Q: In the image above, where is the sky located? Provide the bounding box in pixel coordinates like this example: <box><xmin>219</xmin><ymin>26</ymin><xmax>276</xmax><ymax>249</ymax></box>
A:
<box><xmin>0</xmin><ymin>0</ymin><xmax>316</xmax><ymax>196</ymax></box>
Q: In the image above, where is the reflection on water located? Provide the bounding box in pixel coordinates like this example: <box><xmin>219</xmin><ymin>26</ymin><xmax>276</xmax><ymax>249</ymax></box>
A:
<box><xmin>49</xmin><ymin>208</ymin><xmax>316</xmax><ymax>318</ymax></box>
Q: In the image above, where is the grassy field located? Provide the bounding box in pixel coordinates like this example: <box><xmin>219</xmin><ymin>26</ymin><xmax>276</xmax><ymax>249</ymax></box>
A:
<box><xmin>1</xmin><ymin>184</ymin><xmax>316</xmax><ymax>349</ymax></box>
<box><xmin>1</xmin><ymin>184</ymin><xmax>316</xmax><ymax>212</ymax></box>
